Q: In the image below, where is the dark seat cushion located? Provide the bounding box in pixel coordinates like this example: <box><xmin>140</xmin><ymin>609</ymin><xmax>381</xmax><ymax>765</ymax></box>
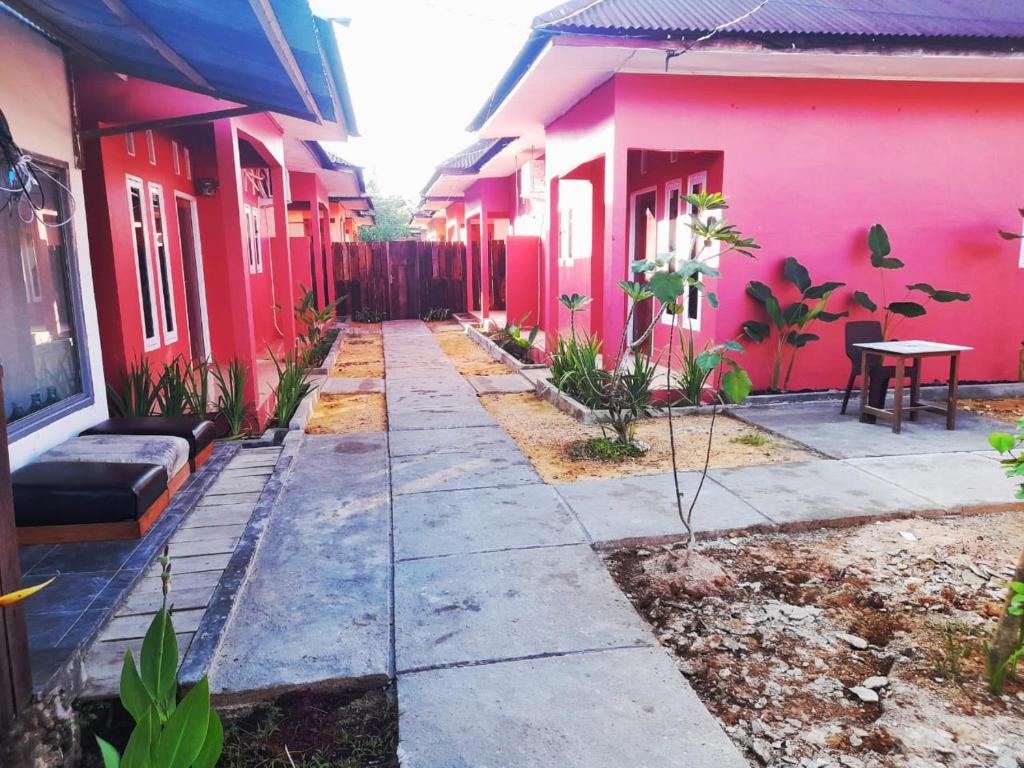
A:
<box><xmin>81</xmin><ymin>417</ymin><xmax>216</xmax><ymax>459</ymax></box>
<box><xmin>13</xmin><ymin>462</ymin><xmax>168</xmax><ymax>527</ymax></box>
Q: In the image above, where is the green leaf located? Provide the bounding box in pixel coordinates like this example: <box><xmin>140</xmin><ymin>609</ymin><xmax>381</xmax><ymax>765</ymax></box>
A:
<box><xmin>804</xmin><ymin>281</ymin><xmax>845</xmax><ymax>299</ymax></box>
<box><xmin>120</xmin><ymin>651</ymin><xmax>154</xmax><ymax>724</ymax></box>
<box><xmin>121</xmin><ymin>708</ymin><xmax>156</xmax><ymax>768</ymax></box>
<box><xmin>618</xmin><ymin>280</ymin><xmax>653</xmax><ymax>303</ymax></box>
<box><xmin>96</xmin><ymin>737</ymin><xmax>121</xmax><ymax>768</ymax></box>
<box><xmin>782</xmin><ymin>303</ymin><xmax>809</xmax><ymax>326</ymax></box>
<box><xmin>782</xmin><ymin>257</ymin><xmax>811</xmax><ymax>293</ymax></box>
<box><xmin>746</xmin><ymin>281</ymin><xmax>775</xmax><ymax>304</ymax></box>
<box><xmin>870</xmin><ymin>253</ymin><xmax>905</xmax><ymax>270</ymax></box>
<box><xmin>867</xmin><ymin>223</ymin><xmax>891</xmax><ymax>258</ymax></box>
<box><xmin>722</xmin><ymin>340</ymin><xmax>744</xmax><ymax>353</ymax></box>
<box><xmin>648</xmin><ymin>270</ymin><xmax>686</xmax><ymax>304</ymax></box>
<box><xmin>989</xmin><ymin>432</ymin><xmax>1017</xmax><ymax>454</ymax></box>
<box><xmin>721</xmin><ymin>368</ymin><xmax>753</xmax><ymax>404</ymax></box>
<box><xmin>695</xmin><ymin>350</ymin><xmax>722</xmax><ymax>371</ymax></box>
<box><xmin>786</xmin><ymin>331</ymin><xmax>820</xmax><ymax>348</ymax></box>
<box><xmin>817</xmin><ymin>310</ymin><xmax>849</xmax><ymax>323</ymax></box>
<box><xmin>742</xmin><ymin>321</ymin><xmax>771</xmax><ymax>343</ymax></box>
<box><xmin>155</xmin><ymin>677</ymin><xmax>212</xmax><ymax>768</ymax></box>
<box><xmin>853</xmin><ymin>291</ymin><xmax>878</xmax><ymax>312</ymax></box>
<box><xmin>141</xmin><ymin>609</ymin><xmax>178</xmax><ymax>713</ymax></box>
<box><xmin>765</xmin><ymin>297</ymin><xmax>784</xmax><ymax>330</ymax></box>
<box><xmin>707</xmin><ymin>291</ymin><xmax>719</xmax><ymax>308</ymax></box>
<box><xmin>887</xmin><ymin>301</ymin><xmax>927</xmax><ymax>318</ymax></box>
<box><xmin>906</xmin><ymin>282</ymin><xmax>936</xmax><ymax>296</ymax></box>
<box><xmin>930</xmin><ymin>290</ymin><xmax>971</xmax><ymax>303</ymax></box>
<box><xmin>192</xmin><ymin>710</ymin><xmax>224</xmax><ymax>768</ymax></box>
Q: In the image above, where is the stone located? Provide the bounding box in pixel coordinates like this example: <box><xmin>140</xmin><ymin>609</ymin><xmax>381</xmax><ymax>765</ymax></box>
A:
<box><xmin>836</xmin><ymin>632</ymin><xmax>869</xmax><ymax>650</ymax></box>
<box><xmin>849</xmin><ymin>686</ymin><xmax>879</xmax><ymax>703</ymax></box>
<box><xmin>861</xmin><ymin>675</ymin><xmax>888</xmax><ymax>689</ymax></box>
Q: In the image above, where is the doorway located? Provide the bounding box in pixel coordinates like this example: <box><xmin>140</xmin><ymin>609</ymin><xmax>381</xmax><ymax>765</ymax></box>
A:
<box><xmin>174</xmin><ymin>193</ymin><xmax>211</xmax><ymax>360</ymax></box>
<box><xmin>629</xmin><ymin>188</ymin><xmax>657</xmax><ymax>349</ymax></box>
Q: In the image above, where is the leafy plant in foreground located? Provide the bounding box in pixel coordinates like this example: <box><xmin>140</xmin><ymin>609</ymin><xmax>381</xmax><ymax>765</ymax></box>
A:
<box><xmin>490</xmin><ymin>316</ymin><xmax>539</xmax><ymax>363</ymax></box>
<box><xmin>742</xmin><ymin>256</ymin><xmax>847</xmax><ymax>392</ymax></box>
<box><xmin>96</xmin><ymin>550</ymin><xmax>223</xmax><ymax>768</ymax></box>
<box><xmin>269</xmin><ymin>346</ymin><xmax>312</xmax><ymax>427</ymax></box>
<box><xmin>107</xmin><ymin>358</ymin><xmax>158</xmax><ymax>418</ymax></box>
<box><xmin>985</xmin><ymin>422</ymin><xmax>1024</xmax><ymax>694</ymax></box>
<box><xmin>549</xmin><ymin>332</ymin><xmax>605</xmax><ymax>409</ymax></box>
<box><xmin>852</xmin><ymin>224</ymin><xmax>971</xmax><ymax>338</ymax></box>
<box><xmin>675</xmin><ymin>337</ymin><xmax>746</xmax><ymax>406</ymax></box>
<box><xmin>295</xmin><ymin>284</ymin><xmax>343</xmax><ymax>365</ymax></box>
<box><xmin>211</xmin><ymin>359</ymin><xmax>253</xmax><ymax>439</ymax></box>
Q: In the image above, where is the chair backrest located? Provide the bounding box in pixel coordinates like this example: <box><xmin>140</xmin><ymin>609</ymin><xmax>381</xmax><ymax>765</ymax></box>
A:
<box><xmin>844</xmin><ymin>320</ymin><xmax>884</xmax><ymax>369</ymax></box>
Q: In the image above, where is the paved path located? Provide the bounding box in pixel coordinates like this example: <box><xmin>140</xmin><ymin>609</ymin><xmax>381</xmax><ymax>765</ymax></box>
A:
<box><xmin>385</xmin><ymin>321</ymin><xmax>746</xmax><ymax>768</ymax></box>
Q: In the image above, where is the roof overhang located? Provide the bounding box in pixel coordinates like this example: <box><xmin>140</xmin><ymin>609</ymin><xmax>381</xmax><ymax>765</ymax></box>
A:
<box><xmin>285</xmin><ymin>139</ymin><xmax>367</xmax><ymax>199</ymax></box>
<box><xmin>420</xmin><ymin>136</ymin><xmax>543</xmax><ymax>199</ymax></box>
<box><xmin>474</xmin><ymin>33</ymin><xmax>1024</xmax><ymax>137</ymax></box>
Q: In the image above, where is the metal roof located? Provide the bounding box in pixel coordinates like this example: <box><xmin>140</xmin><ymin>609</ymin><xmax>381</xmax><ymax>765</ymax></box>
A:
<box><xmin>533</xmin><ymin>0</ymin><xmax>1024</xmax><ymax>40</ymax></box>
<box><xmin>420</xmin><ymin>137</ymin><xmax>516</xmax><ymax>196</ymax></box>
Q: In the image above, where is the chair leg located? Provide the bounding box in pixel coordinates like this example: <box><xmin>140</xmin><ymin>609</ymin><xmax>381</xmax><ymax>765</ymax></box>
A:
<box><xmin>841</xmin><ymin>371</ymin><xmax>856</xmax><ymax>415</ymax></box>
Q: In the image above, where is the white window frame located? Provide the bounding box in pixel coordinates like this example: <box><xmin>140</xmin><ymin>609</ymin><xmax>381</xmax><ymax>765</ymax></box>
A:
<box><xmin>126</xmin><ymin>175</ymin><xmax>161</xmax><ymax>350</ymax></box>
<box><xmin>680</xmin><ymin>171</ymin><xmax>712</xmax><ymax>332</ymax></box>
<box><xmin>626</xmin><ymin>185</ymin><xmax>658</xmax><ymax>345</ymax></box>
<box><xmin>148</xmin><ymin>182</ymin><xmax>178</xmax><ymax>344</ymax></box>
<box><xmin>244</xmin><ymin>205</ymin><xmax>257</xmax><ymax>274</ymax></box>
<box><xmin>253</xmin><ymin>205</ymin><xmax>264</xmax><ymax>273</ymax></box>
<box><xmin>172</xmin><ymin>141</ymin><xmax>180</xmax><ymax>176</ymax></box>
<box><xmin>184</xmin><ymin>147</ymin><xmax>192</xmax><ymax>180</ymax></box>
<box><xmin>146</xmin><ymin>130</ymin><xmax>156</xmax><ymax>165</ymax></box>
<box><xmin>126</xmin><ymin>132</ymin><xmax>136</xmax><ymax>156</ymax></box>
<box><xmin>174</xmin><ymin>191</ymin><xmax>212</xmax><ymax>360</ymax></box>
<box><xmin>659</xmin><ymin>180</ymin><xmax>684</xmax><ymax>327</ymax></box>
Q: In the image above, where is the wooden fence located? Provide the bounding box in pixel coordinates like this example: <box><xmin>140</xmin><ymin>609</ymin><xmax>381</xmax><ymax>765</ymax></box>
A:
<box><xmin>333</xmin><ymin>240</ymin><xmax>469</xmax><ymax>320</ymax></box>
<box><xmin>470</xmin><ymin>240</ymin><xmax>506</xmax><ymax>313</ymax></box>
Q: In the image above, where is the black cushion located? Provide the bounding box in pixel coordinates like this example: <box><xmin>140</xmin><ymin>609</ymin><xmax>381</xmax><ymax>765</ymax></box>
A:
<box><xmin>13</xmin><ymin>461</ymin><xmax>168</xmax><ymax>527</ymax></box>
<box><xmin>82</xmin><ymin>417</ymin><xmax>216</xmax><ymax>459</ymax></box>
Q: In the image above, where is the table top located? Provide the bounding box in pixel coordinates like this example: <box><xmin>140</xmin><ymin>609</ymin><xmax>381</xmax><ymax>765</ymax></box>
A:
<box><xmin>853</xmin><ymin>340</ymin><xmax>973</xmax><ymax>355</ymax></box>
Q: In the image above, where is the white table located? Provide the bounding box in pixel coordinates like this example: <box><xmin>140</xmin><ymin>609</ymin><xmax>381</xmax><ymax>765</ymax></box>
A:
<box><xmin>852</xmin><ymin>340</ymin><xmax>973</xmax><ymax>434</ymax></box>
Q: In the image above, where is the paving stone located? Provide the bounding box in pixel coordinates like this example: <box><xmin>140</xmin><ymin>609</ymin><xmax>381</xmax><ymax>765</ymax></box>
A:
<box><xmin>117</xmin><ymin>584</ymin><xmax>216</xmax><ymax>617</ymax></box>
<box><xmin>394</xmin><ymin>484</ymin><xmax>586</xmax><ymax>560</ymax></box>
<box><xmin>320</xmin><ymin>376</ymin><xmax>385</xmax><ymax>394</ymax></box>
<box><xmin>387</xmin><ymin>406</ymin><xmax>499</xmax><ymax>432</ymax></box>
<box><xmin>391</xmin><ymin>449</ymin><xmax>541</xmax><ymax>496</ymax></box>
<box><xmin>204</xmin><ymin>475</ymin><xmax>271</xmax><ymax>495</ymax></box>
<box><xmin>388</xmin><ymin>424</ymin><xmax>518</xmax><ymax>457</ymax></box>
<box><xmin>143</xmin><ymin>553</ymin><xmax>232</xmax><ymax>577</ymax></box>
<box><xmin>557</xmin><ymin>471</ymin><xmax>772</xmax><ymax>542</ymax></box>
<box><xmin>229</xmin><ymin>452</ymin><xmax>282</xmax><ymax>470</ymax></box>
<box><xmin>98</xmin><ymin>608</ymin><xmax>206</xmax><ymax>641</ymax></box>
<box><xmin>395</xmin><ymin>544</ymin><xmax>651</xmax><ymax>671</ymax></box>
<box><xmin>182</xmin><ymin>505</ymin><xmax>256</xmax><ymax>527</ymax></box>
<box><xmin>163</xmin><ymin>536</ymin><xmax>238</xmax><ymax>558</ymax></box>
<box><xmin>197</xmin><ymin>491</ymin><xmax>262</xmax><ymax>508</ymax></box>
<box><xmin>710</xmin><ymin>460</ymin><xmax>935</xmax><ymax>524</ymax></box>
<box><xmin>467</xmin><ymin>374</ymin><xmax>534</xmax><ymax>394</ymax></box>
<box><xmin>216</xmin><ymin>466</ymin><xmax>275</xmax><ymax>480</ymax></box>
<box><xmin>845</xmin><ymin>452</ymin><xmax>1023</xmax><ymax>509</ymax></box>
<box><xmin>81</xmin><ymin>633</ymin><xmax>193</xmax><ymax>699</ymax></box>
<box><xmin>134</xmin><ymin>570</ymin><xmax>222</xmax><ymax>594</ymax></box>
<box><xmin>397</xmin><ymin>646</ymin><xmax>748</xmax><ymax>768</ymax></box>
<box><xmin>169</xmin><ymin>523</ymin><xmax>247</xmax><ymax>543</ymax></box>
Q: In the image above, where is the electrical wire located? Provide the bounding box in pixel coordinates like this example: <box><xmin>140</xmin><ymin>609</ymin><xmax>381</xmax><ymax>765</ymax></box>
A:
<box><xmin>0</xmin><ymin>108</ymin><xmax>77</xmax><ymax>227</ymax></box>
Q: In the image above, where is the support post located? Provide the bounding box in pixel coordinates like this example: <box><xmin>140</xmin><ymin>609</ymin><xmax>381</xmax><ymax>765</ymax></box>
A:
<box><xmin>480</xmin><ymin>210</ymin><xmax>491</xmax><ymax>320</ymax></box>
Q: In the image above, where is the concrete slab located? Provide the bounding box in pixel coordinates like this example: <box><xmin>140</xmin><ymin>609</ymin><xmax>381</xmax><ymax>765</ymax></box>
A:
<box><xmin>81</xmin><ymin>633</ymin><xmax>193</xmax><ymax>699</ymax></box>
<box><xmin>98</xmin><ymin>608</ymin><xmax>205</xmax><ymax>641</ymax></box>
<box><xmin>736</xmin><ymin>401</ymin><xmax>1004</xmax><ymax>459</ymax></box>
<box><xmin>388</xmin><ymin>424</ymin><xmax>517</xmax><ymax>457</ymax></box>
<box><xmin>467</xmin><ymin>374</ymin><xmax>533</xmax><ymax>395</ymax></box>
<box><xmin>394</xmin><ymin>544</ymin><xmax>651</xmax><ymax>671</ymax></box>
<box><xmin>394</xmin><ymin>484</ymin><xmax>586</xmax><ymax>560</ymax></box>
<box><xmin>197</xmin><ymin>492</ymin><xmax>262</xmax><ymax>508</ymax></box>
<box><xmin>520</xmin><ymin>367</ymin><xmax>552</xmax><ymax>385</ymax></box>
<box><xmin>846</xmin><ymin>452</ymin><xmax>1024</xmax><ymax>509</ymax></box>
<box><xmin>710</xmin><ymin>460</ymin><xmax>935</xmax><ymax>524</ymax></box>
<box><xmin>387</xmin><ymin>406</ymin><xmax>499</xmax><ymax>432</ymax></box>
<box><xmin>117</xmin><ymin>584</ymin><xmax>216</xmax><ymax>617</ymax></box>
<box><xmin>320</xmin><ymin>376</ymin><xmax>385</xmax><ymax>395</ymax></box>
<box><xmin>397</xmin><ymin>646</ymin><xmax>748</xmax><ymax>768</ymax></box>
<box><xmin>556</xmin><ymin>471</ymin><xmax>771</xmax><ymax>542</ymax></box>
<box><xmin>391</xmin><ymin>449</ymin><xmax>541</xmax><ymax>496</ymax></box>
<box><xmin>209</xmin><ymin>432</ymin><xmax>391</xmax><ymax>693</ymax></box>
<box><xmin>181</xmin><ymin>505</ymin><xmax>256</xmax><ymax>528</ymax></box>
<box><xmin>204</xmin><ymin>475</ymin><xmax>270</xmax><ymax>495</ymax></box>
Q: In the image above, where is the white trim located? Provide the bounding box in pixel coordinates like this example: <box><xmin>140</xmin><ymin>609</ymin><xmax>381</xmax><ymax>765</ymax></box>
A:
<box><xmin>683</xmin><ymin>171</ymin><xmax>712</xmax><ymax>332</ymax></box>
<box><xmin>147</xmin><ymin>182</ymin><xmax>178</xmax><ymax>344</ymax></box>
<box><xmin>171</xmin><ymin>141</ymin><xmax>180</xmax><ymax>175</ymax></box>
<box><xmin>174</xmin><ymin>191</ymin><xmax>212</xmax><ymax>360</ymax></box>
<box><xmin>626</xmin><ymin>185</ymin><xmax>658</xmax><ymax>345</ymax></box>
<box><xmin>184</xmin><ymin>147</ymin><xmax>192</xmax><ymax>180</ymax></box>
<box><xmin>126</xmin><ymin>175</ymin><xmax>160</xmax><ymax>350</ymax></box>
<box><xmin>125</xmin><ymin>132</ymin><xmax>136</xmax><ymax>156</ymax></box>
<box><xmin>253</xmin><ymin>205</ymin><xmax>264</xmax><ymax>273</ymax></box>
<box><xmin>145</xmin><ymin>130</ymin><xmax>156</xmax><ymax>165</ymax></box>
<box><xmin>659</xmin><ymin>179</ymin><xmax>684</xmax><ymax>327</ymax></box>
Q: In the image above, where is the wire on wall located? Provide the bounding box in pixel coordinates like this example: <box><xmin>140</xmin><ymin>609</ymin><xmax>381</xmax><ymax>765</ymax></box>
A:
<box><xmin>0</xmin><ymin>107</ymin><xmax>77</xmax><ymax>227</ymax></box>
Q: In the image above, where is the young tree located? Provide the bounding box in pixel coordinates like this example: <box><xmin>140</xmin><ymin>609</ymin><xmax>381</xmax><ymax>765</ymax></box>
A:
<box><xmin>357</xmin><ymin>180</ymin><xmax>412</xmax><ymax>242</ymax></box>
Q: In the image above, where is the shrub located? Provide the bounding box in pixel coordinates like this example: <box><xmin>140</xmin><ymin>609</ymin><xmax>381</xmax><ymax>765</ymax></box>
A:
<box><xmin>107</xmin><ymin>358</ymin><xmax>158</xmax><ymax>417</ymax></box>
<box><xmin>549</xmin><ymin>332</ymin><xmax>605</xmax><ymax>409</ymax></box>
<box><xmin>211</xmin><ymin>359</ymin><xmax>253</xmax><ymax>439</ymax></box>
<box><xmin>269</xmin><ymin>346</ymin><xmax>312</xmax><ymax>427</ymax></box>
<box><xmin>489</xmin><ymin>316</ymin><xmax>539</xmax><ymax>363</ymax></box>
<box><xmin>422</xmin><ymin>307</ymin><xmax>452</xmax><ymax>321</ymax></box>
<box><xmin>569</xmin><ymin>437</ymin><xmax>646</xmax><ymax>462</ymax></box>
<box><xmin>352</xmin><ymin>307</ymin><xmax>387</xmax><ymax>323</ymax></box>
<box><xmin>155</xmin><ymin>357</ymin><xmax>192</xmax><ymax>417</ymax></box>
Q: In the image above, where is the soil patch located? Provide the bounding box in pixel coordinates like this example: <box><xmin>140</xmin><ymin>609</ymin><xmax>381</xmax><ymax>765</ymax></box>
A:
<box><xmin>604</xmin><ymin>513</ymin><xmax>1024</xmax><ymax>767</ymax></box>
<box><xmin>306</xmin><ymin>394</ymin><xmax>387</xmax><ymax>434</ymax></box>
<box><xmin>960</xmin><ymin>397</ymin><xmax>1024</xmax><ymax>424</ymax></box>
<box><xmin>436</xmin><ymin>332</ymin><xmax>508</xmax><ymax>376</ymax></box>
<box><xmin>479</xmin><ymin>393</ymin><xmax>813</xmax><ymax>483</ymax></box>
<box><xmin>331</xmin><ymin>334</ymin><xmax>385</xmax><ymax>378</ymax></box>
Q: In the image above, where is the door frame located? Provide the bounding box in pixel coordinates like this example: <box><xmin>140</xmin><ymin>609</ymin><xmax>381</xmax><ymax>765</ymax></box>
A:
<box><xmin>173</xmin><ymin>191</ymin><xmax>212</xmax><ymax>360</ymax></box>
<box><xmin>626</xmin><ymin>185</ymin><xmax>658</xmax><ymax>346</ymax></box>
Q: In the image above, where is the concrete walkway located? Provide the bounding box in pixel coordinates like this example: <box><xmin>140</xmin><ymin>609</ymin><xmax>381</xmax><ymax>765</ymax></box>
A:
<box><xmin>385</xmin><ymin>321</ymin><xmax>746</xmax><ymax>767</ymax></box>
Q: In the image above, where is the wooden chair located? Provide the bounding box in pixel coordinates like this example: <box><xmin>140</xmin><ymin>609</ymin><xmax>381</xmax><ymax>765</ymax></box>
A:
<box><xmin>841</xmin><ymin>321</ymin><xmax>919</xmax><ymax>416</ymax></box>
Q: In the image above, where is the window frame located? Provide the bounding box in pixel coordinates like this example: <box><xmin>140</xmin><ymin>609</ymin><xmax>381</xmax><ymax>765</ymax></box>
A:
<box><xmin>4</xmin><ymin>153</ymin><xmax>95</xmax><ymax>442</ymax></box>
<box><xmin>244</xmin><ymin>205</ymin><xmax>256</xmax><ymax>274</ymax></box>
<box><xmin>146</xmin><ymin>130</ymin><xmax>156</xmax><ymax>165</ymax></box>
<box><xmin>126</xmin><ymin>132</ymin><xmax>136</xmax><ymax>156</ymax></box>
<box><xmin>253</xmin><ymin>204</ymin><xmax>264</xmax><ymax>274</ymax></box>
<box><xmin>682</xmin><ymin>171</ymin><xmax>711</xmax><ymax>332</ymax></box>
<box><xmin>147</xmin><ymin>182</ymin><xmax>179</xmax><ymax>345</ymax></box>
<box><xmin>171</xmin><ymin>140</ymin><xmax>180</xmax><ymax>176</ymax></box>
<box><xmin>126</xmin><ymin>175</ymin><xmax>161</xmax><ymax>351</ymax></box>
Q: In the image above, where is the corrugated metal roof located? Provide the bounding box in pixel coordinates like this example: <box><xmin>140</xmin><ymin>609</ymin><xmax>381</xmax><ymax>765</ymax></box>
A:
<box><xmin>533</xmin><ymin>0</ymin><xmax>1024</xmax><ymax>40</ymax></box>
<box><xmin>437</xmin><ymin>137</ymin><xmax>516</xmax><ymax>173</ymax></box>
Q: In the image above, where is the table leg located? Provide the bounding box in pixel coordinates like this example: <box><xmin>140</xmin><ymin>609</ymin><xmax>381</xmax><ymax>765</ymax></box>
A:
<box><xmin>858</xmin><ymin>350</ymin><xmax>870</xmax><ymax>418</ymax></box>
<box><xmin>892</xmin><ymin>357</ymin><xmax>905</xmax><ymax>434</ymax></box>
<box><xmin>909</xmin><ymin>357</ymin><xmax>922</xmax><ymax>422</ymax></box>
<box><xmin>947</xmin><ymin>353</ymin><xmax>960</xmax><ymax>430</ymax></box>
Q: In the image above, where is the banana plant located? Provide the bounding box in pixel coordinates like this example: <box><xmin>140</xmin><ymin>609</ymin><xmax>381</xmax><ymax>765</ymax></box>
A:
<box><xmin>742</xmin><ymin>256</ymin><xmax>847</xmax><ymax>392</ymax></box>
<box><xmin>853</xmin><ymin>224</ymin><xmax>971</xmax><ymax>338</ymax></box>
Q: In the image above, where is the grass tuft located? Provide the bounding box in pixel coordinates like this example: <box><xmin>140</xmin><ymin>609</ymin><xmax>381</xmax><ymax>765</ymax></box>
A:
<box><xmin>569</xmin><ymin>437</ymin><xmax>647</xmax><ymax>462</ymax></box>
<box><xmin>731</xmin><ymin>432</ymin><xmax>771</xmax><ymax>448</ymax></box>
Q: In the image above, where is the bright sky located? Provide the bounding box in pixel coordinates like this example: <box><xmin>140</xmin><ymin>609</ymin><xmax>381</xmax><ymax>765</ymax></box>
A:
<box><xmin>312</xmin><ymin>0</ymin><xmax>555</xmax><ymax>203</ymax></box>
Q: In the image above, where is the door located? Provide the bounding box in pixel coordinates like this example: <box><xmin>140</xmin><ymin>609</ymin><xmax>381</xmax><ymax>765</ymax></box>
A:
<box><xmin>175</xmin><ymin>194</ymin><xmax>210</xmax><ymax>360</ymax></box>
<box><xmin>630</xmin><ymin>189</ymin><xmax>658</xmax><ymax>349</ymax></box>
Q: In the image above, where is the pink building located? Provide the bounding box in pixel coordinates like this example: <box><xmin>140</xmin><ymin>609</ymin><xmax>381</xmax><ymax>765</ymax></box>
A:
<box><xmin>428</xmin><ymin>0</ymin><xmax>1024</xmax><ymax>391</ymax></box>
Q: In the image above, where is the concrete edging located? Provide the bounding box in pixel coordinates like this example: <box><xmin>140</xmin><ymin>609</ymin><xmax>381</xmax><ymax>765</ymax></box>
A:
<box><xmin>534</xmin><ymin>377</ymin><xmax>716</xmax><ymax>425</ymax></box>
<box><xmin>466</xmin><ymin>324</ymin><xmax>548</xmax><ymax>373</ymax></box>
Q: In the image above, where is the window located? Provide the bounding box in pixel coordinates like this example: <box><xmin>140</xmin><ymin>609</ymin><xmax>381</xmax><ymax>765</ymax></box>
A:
<box><xmin>244</xmin><ymin>205</ymin><xmax>256</xmax><ymax>273</ymax></box>
<box><xmin>172</xmin><ymin>141</ymin><xmax>180</xmax><ymax>176</ymax></box>
<box><xmin>0</xmin><ymin>158</ymin><xmax>90</xmax><ymax>431</ymax></box>
<box><xmin>149</xmin><ymin>184</ymin><xmax>177</xmax><ymax>343</ymax></box>
<box><xmin>683</xmin><ymin>172</ymin><xmax>711</xmax><ymax>327</ymax></box>
<box><xmin>664</xmin><ymin>181</ymin><xmax>682</xmax><ymax>256</ymax></box>
<box><xmin>126</xmin><ymin>133</ymin><xmax>136</xmax><ymax>156</ymax></box>
<box><xmin>127</xmin><ymin>176</ymin><xmax>160</xmax><ymax>349</ymax></box>
<box><xmin>253</xmin><ymin>206</ymin><xmax>264</xmax><ymax>273</ymax></box>
<box><xmin>183</xmin><ymin>148</ymin><xmax>192</xmax><ymax>180</ymax></box>
<box><xmin>146</xmin><ymin>130</ymin><xmax>156</xmax><ymax>165</ymax></box>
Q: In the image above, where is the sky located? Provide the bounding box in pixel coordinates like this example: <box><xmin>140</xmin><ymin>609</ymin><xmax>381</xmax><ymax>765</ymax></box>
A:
<box><xmin>312</xmin><ymin>0</ymin><xmax>556</xmax><ymax>204</ymax></box>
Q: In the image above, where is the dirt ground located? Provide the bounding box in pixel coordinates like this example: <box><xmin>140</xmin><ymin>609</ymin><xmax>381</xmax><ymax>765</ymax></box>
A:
<box><xmin>331</xmin><ymin>333</ymin><xmax>385</xmax><ymax>378</ymax></box>
<box><xmin>427</xmin><ymin>319</ymin><xmax>462</xmax><ymax>333</ymax></box>
<box><xmin>305</xmin><ymin>394</ymin><xmax>387</xmax><ymax>434</ymax></box>
<box><xmin>435</xmin><ymin>331</ymin><xmax>508</xmax><ymax>376</ymax></box>
<box><xmin>960</xmin><ymin>397</ymin><xmax>1024</xmax><ymax>424</ymax></box>
<box><xmin>479</xmin><ymin>393</ymin><xmax>814</xmax><ymax>483</ymax></box>
<box><xmin>605</xmin><ymin>513</ymin><xmax>1024</xmax><ymax>768</ymax></box>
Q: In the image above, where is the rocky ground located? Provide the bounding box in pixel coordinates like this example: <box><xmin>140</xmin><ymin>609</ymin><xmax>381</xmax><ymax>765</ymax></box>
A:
<box><xmin>604</xmin><ymin>513</ymin><xmax>1024</xmax><ymax>768</ymax></box>
<box><xmin>959</xmin><ymin>398</ymin><xmax>1024</xmax><ymax>425</ymax></box>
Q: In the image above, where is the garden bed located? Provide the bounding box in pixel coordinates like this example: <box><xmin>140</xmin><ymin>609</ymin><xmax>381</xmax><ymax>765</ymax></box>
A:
<box><xmin>960</xmin><ymin>398</ymin><xmax>1024</xmax><ymax>424</ymax></box>
<box><xmin>603</xmin><ymin>512</ymin><xmax>1024</xmax><ymax>768</ymax></box>
<box><xmin>331</xmin><ymin>333</ymin><xmax>385</xmax><ymax>378</ymax></box>
<box><xmin>466</xmin><ymin>324</ymin><xmax>548</xmax><ymax>373</ymax></box>
<box><xmin>435</xmin><ymin>330</ymin><xmax>508</xmax><ymax>376</ymax></box>
<box><xmin>478</xmin><ymin>393</ymin><xmax>813</xmax><ymax>483</ymax></box>
<box><xmin>305</xmin><ymin>393</ymin><xmax>387</xmax><ymax>434</ymax></box>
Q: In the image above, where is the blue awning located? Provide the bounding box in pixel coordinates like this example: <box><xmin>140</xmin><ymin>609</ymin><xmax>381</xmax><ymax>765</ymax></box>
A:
<box><xmin>1</xmin><ymin>0</ymin><xmax>356</xmax><ymax>130</ymax></box>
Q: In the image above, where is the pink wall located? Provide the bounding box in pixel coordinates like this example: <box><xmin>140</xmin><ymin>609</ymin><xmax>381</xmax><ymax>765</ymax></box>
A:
<box><xmin>506</xmin><ymin>235</ymin><xmax>542</xmax><ymax>324</ymax></box>
<box><xmin>550</xmin><ymin>72</ymin><xmax>1024</xmax><ymax>390</ymax></box>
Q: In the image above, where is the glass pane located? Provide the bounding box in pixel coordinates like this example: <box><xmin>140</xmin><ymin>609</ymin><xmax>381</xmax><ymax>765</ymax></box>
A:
<box><xmin>130</xmin><ymin>184</ymin><xmax>156</xmax><ymax>340</ymax></box>
<box><xmin>150</xmin><ymin>189</ymin><xmax>175</xmax><ymax>335</ymax></box>
<box><xmin>0</xmin><ymin>162</ymin><xmax>85</xmax><ymax>424</ymax></box>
